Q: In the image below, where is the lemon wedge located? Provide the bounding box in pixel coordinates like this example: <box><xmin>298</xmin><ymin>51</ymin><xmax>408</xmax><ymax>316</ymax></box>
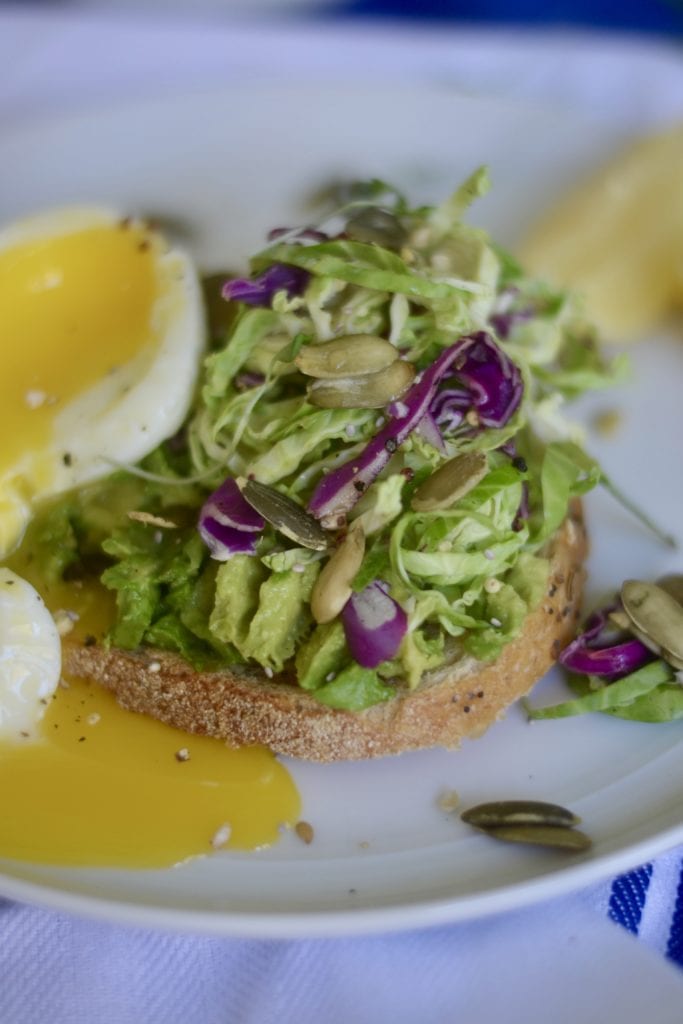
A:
<box><xmin>0</xmin><ymin>568</ymin><xmax>61</xmax><ymax>740</ymax></box>
<box><xmin>519</xmin><ymin>123</ymin><xmax>683</xmax><ymax>341</ymax></box>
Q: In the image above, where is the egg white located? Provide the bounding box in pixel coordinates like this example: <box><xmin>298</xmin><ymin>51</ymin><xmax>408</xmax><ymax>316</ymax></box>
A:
<box><xmin>0</xmin><ymin>568</ymin><xmax>61</xmax><ymax>740</ymax></box>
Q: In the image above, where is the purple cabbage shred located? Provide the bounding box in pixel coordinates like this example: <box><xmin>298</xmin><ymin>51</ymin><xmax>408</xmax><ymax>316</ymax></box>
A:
<box><xmin>341</xmin><ymin>581</ymin><xmax>408</xmax><ymax>668</ymax></box>
<box><xmin>559</xmin><ymin>602</ymin><xmax>653</xmax><ymax>681</ymax></box>
<box><xmin>222</xmin><ymin>264</ymin><xmax>309</xmax><ymax>307</ymax></box>
<box><xmin>198</xmin><ymin>477</ymin><xmax>265</xmax><ymax>560</ymax></box>
<box><xmin>308</xmin><ymin>332</ymin><xmax>523</xmax><ymax>523</ymax></box>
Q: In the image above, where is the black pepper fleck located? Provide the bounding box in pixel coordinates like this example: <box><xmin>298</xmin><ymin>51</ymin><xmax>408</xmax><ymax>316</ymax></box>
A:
<box><xmin>512</xmin><ymin>456</ymin><xmax>528</xmax><ymax>472</ymax></box>
<box><xmin>62</xmin><ymin>452</ymin><xmax>73</xmax><ymax>467</ymax></box>
<box><xmin>463</xmin><ymin>705</ymin><xmax>471</xmax><ymax>713</ymax></box>
<box><xmin>384</xmin><ymin>438</ymin><xmax>398</xmax><ymax>454</ymax></box>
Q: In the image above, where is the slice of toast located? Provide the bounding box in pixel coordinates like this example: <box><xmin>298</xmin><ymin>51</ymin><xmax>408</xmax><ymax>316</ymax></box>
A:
<box><xmin>64</xmin><ymin>510</ymin><xmax>587</xmax><ymax>762</ymax></box>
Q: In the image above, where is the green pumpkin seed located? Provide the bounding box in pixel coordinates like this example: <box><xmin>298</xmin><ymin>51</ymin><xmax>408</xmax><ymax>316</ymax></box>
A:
<box><xmin>411</xmin><ymin>451</ymin><xmax>488</xmax><ymax>512</ymax></box>
<box><xmin>310</xmin><ymin>521</ymin><xmax>365</xmax><ymax>624</ymax></box>
<box><xmin>461</xmin><ymin>800</ymin><xmax>581</xmax><ymax>829</ymax></box>
<box><xmin>621</xmin><ymin>579</ymin><xmax>683</xmax><ymax>671</ymax></box>
<box><xmin>656</xmin><ymin>574</ymin><xmax>683</xmax><ymax>608</ymax></box>
<box><xmin>295</xmin><ymin>335</ymin><xmax>398</xmax><ymax>379</ymax></box>
<box><xmin>345</xmin><ymin>207</ymin><xmax>407</xmax><ymax>250</ymax></box>
<box><xmin>307</xmin><ymin>359</ymin><xmax>416</xmax><ymax>409</ymax></box>
<box><xmin>237</xmin><ymin>478</ymin><xmax>330</xmax><ymax>551</ymax></box>
<box><xmin>482</xmin><ymin>824</ymin><xmax>592</xmax><ymax>852</ymax></box>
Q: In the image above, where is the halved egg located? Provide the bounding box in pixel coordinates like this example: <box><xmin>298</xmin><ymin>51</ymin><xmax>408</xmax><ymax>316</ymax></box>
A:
<box><xmin>0</xmin><ymin>210</ymin><xmax>301</xmax><ymax>865</ymax></box>
<box><xmin>0</xmin><ymin>205</ymin><xmax>205</xmax><ymax>557</ymax></box>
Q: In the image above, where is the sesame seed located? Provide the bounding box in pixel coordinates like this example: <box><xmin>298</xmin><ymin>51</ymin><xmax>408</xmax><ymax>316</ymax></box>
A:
<box><xmin>264</xmin><ymin>666</ymin><xmax>274</xmax><ymax>678</ymax></box>
<box><xmin>175</xmin><ymin>748</ymin><xmax>190</xmax><ymax>762</ymax></box>
<box><xmin>345</xmin><ymin>423</ymin><xmax>356</xmax><ymax>437</ymax></box>
<box><xmin>25</xmin><ymin>389</ymin><xmax>48</xmax><ymax>409</ymax></box>
<box><xmin>210</xmin><ymin>823</ymin><xmax>232</xmax><ymax>849</ymax></box>
<box><xmin>483</xmin><ymin>548</ymin><xmax>494</xmax><ymax>560</ymax></box>
<box><xmin>86</xmin><ymin>713</ymin><xmax>101</xmax><ymax>726</ymax></box>
<box><xmin>325</xmin><ymin>671</ymin><xmax>336</xmax><ymax>682</ymax></box>
<box><xmin>292</xmin><ymin>563</ymin><xmax>306</xmax><ymax>573</ymax></box>
<box><xmin>490</xmin><ymin>617</ymin><xmax>502</xmax><ymax>628</ymax></box>
<box><xmin>484</xmin><ymin>578</ymin><xmax>502</xmax><ymax>594</ymax></box>
<box><xmin>148</xmin><ymin>661</ymin><xmax>161</xmax><ymax>674</ymax></box>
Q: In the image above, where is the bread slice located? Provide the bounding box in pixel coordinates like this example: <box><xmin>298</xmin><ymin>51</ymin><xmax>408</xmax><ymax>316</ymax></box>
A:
<box><xmin>63</xmin><ymin>508</ymin><xmax>587</xmax><ymax>762</ymax></box>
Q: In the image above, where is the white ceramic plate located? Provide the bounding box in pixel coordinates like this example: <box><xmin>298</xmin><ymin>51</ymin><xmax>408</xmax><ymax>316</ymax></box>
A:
<box><xmin>1</xmin><ymin>85</ymin><xmax>681</xmax><ymax>938</ymax></box>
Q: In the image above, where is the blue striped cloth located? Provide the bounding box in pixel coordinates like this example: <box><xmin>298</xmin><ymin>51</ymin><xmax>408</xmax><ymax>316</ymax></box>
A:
<box><xmin>327</xmin><ymin>0</ymin><xmax>683</xmax><ymax>35</ymax></box>
<box><xmin>610</xmin><ymin>855</ymin><xmax>683</xmax><ymax>968</ymax></box>
<box><xmin>2</xmin><ymin>859</ymin><xmax>683</xmax><ymax>1023</ymax></box>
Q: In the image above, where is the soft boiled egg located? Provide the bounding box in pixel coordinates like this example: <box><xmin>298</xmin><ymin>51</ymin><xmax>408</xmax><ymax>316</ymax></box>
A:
<box><xmin>0</xmin><ymin>205</ymin><xmax>205</xmax><ymax>557</ymax></box>
<box><xmin>0</xmin><ymin>208</ymin><xmax>301</xmax><ymax>866</ymax></box>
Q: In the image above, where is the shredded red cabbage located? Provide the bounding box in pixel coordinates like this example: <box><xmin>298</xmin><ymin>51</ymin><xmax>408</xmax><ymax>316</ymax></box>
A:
<box><xmin>489</xmin><ymin>307</ymin><xmax>535</xmax><ymax>339</ymax></box>
<box><xmin>198</xmin><ymin>478</ymin><xmax>265</xmax><ymax>560</ymax></box>
<box><xmin>488</xmin><ymin>286</ymin><xmax>535</xmax><ymax>339</ymax></box>
<box><xmin>431</xmin><ymin>331</ymin><xmax>523</xmax><ymax>431</ymax></box>
<box><xmin>559</xmin><ymin>603</ymin><xmax>652</xmax><ymax>681</ymax></box>
<box><xmin>308</xmin><ymin>339</ymin><xmax>467</xmax><ymax>522</ymax></box>
<box><xmin>308</xmin><ymin>332</ymin><xmax>522</xmax><ymax>523</ymax></box>
<box><xmin>198</xmin><ymin>515</ymin><xmax>260</xmax><ymax>560</ymax></box>
<box><xmin>342</xmin><ymin>581</ymin><xmax>408</xmax><ymax>668</ymax></box>
<box><xmin>222</xmin><ymin>264</ymin><xmax>309</xmax><ymax>307</ymax></box>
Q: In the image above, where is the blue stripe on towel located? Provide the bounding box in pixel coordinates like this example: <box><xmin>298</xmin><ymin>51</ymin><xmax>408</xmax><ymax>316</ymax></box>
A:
<box><xmin>665</xmin><ymin>858</ymin><xmax>683</xmax><ymax>968</ymax></box>
<box><xmin>608</xmin><ymin>864</ymin><xmax>654</xmax><ymax>934</ymax></box>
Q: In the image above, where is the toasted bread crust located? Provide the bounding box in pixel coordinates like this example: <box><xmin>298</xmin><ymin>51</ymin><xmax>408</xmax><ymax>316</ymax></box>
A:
<box><xmin>64</xmin><ymin>509</ymin><xmax>587</xmax><ymax>762</ymax></box>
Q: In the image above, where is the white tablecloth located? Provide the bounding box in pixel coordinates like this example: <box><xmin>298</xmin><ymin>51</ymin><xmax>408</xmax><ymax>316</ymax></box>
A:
<box><xmin>1</xmin><ymin>7</ymin><xmax>683</xmax><ymax>1022</ymax></box>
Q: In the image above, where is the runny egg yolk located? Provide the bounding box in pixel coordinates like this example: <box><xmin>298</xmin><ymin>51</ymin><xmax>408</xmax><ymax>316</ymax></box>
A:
<box><xmin>0</xmin><ymin>548</ymin><xmax>301</xmax><ymax>868</ymax></box>
<box><xmin>0</xmin><ymin>211</ymin><xmax>301</xmax><ymax>868</ymax></box>
<box><xmin>0</xmin><ymin>223</ymin><xmax>156</xmax><ymax>483</ymax></box>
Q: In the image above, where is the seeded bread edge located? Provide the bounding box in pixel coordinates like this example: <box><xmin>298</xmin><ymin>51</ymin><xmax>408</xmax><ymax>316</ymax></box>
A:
<box><xmin>63</xmin><ymin>506</ymin><xmax>587</xmax><ymax>762</ymax></box>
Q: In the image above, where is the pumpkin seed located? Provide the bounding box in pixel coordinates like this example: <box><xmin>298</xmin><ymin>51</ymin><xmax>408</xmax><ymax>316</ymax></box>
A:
<box><xmin>310</xmin><ymin>520</ymin><xmax>365</xmax><ymax>624</ymax></box>
<box><xmin>345</xmin><ymin>207</ymin><xmax>407</xmax><ymax>250</ymax></box>
<box><xmin>411</xmin><ymin>450</ymin><xmax>488</xmax><ymax>512</ymax></box>
<box><xmin>461</xmin><ymin>800</ymin><xmax>581</xmax><ymax>829</ymax></box>
<box><xmin>307</xmin><ymin>359</ymin><xmax>416</xmax><ymax>409</ymax></box>
<box><xmin>237</xmin><ymin>478</ymin><xmax>330</xmax><ymax>551</ymax></box>
<box><xmin>482</xmin><ymin>824</ymin><xmax>592</xmax><ymax>852</ymax></box>
<box><xmin>295</xmin><ymin>335</ymin><xmax>399</xmax><ymax>379</ymax></box>
<box><xmin>656</xmin><ymin>574</ymin><xmax>683</xmax><ymax>608</ymax></box>
<box><xmin>608</xmin><ymin>609</ymin><xmax>631</xmax><ymax>632</ymax></box>
<box><xmin>621</xmin><ymin>579</ymin><xmax>683</xmax><ymax>671</ymax></box>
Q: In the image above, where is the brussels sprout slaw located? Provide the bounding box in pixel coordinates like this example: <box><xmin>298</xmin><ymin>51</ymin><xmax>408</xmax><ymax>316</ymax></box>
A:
<box><xmin>27</xmin><ymin>169</ymin><xmax>635</xmax><ymax>713</ymax></box>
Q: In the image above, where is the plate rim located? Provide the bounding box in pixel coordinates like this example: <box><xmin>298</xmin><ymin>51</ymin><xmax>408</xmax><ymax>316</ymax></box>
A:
<box><xmin>3</xmin><ymin>821</ymin><xmax>683</xmax><ymax>938</ymax></box>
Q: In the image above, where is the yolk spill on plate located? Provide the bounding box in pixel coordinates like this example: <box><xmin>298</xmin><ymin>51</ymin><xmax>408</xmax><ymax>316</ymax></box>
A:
<box><xmin>1</xmin><ymin>538</ymin><xmax>300</xmax><ymax>869</ymax></box>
